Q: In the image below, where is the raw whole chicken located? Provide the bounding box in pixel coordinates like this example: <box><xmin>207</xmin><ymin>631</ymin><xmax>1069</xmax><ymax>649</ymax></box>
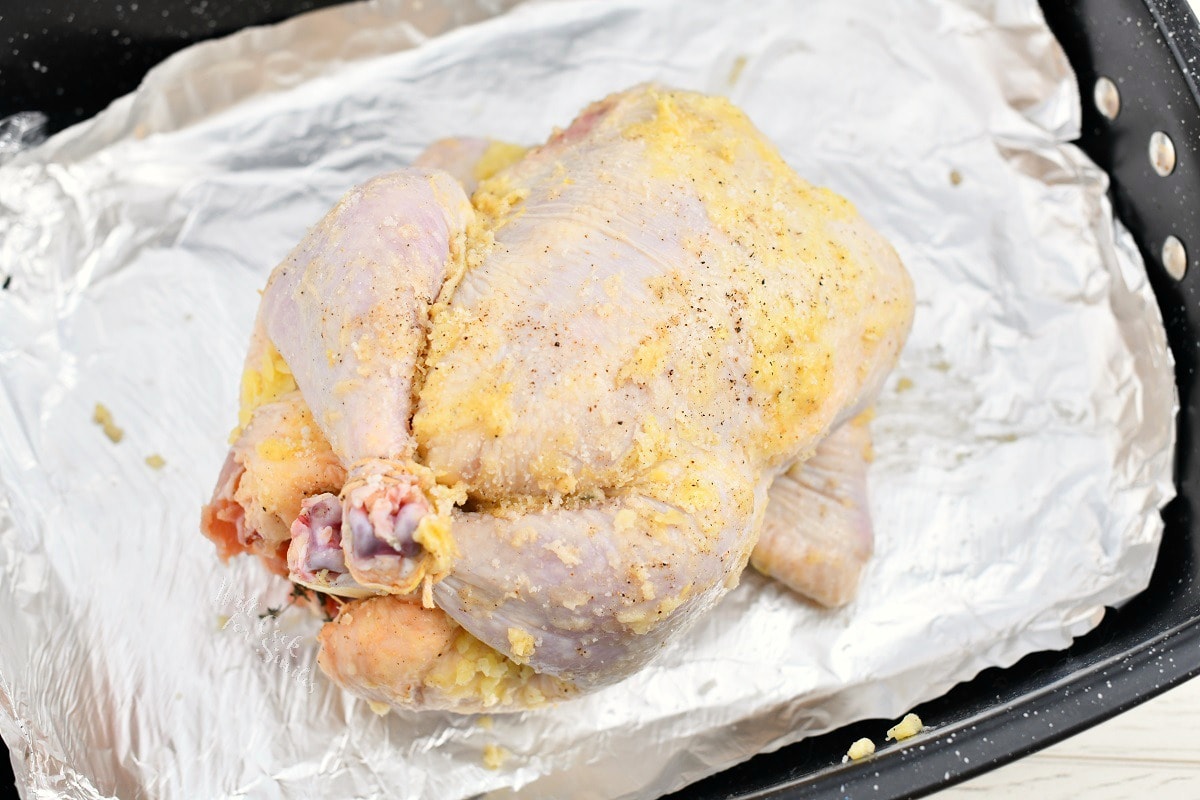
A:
<box><xmin>202</xmin><ymin>85</ymin><xmax>914</xmax><ymax>712</ymax></box>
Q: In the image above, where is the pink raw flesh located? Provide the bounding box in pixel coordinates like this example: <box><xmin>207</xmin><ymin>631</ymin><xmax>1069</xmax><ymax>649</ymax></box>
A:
<box><xmin>290</xmin><ymin>493</ymin><xmax>347</xmax><ymax>579</ymax></box>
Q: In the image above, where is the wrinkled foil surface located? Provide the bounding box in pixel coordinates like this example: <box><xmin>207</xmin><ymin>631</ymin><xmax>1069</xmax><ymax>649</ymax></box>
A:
<box><xmin>0</xmin><ymin>0</ymin><xmax>1177</xmax><ymax>798</ymax></box>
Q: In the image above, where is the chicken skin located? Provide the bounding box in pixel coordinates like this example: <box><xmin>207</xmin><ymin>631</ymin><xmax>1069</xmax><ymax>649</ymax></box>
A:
<box><xmin>203</xmin><ymin>85</ymin><xmax>914</xmax><ymax>711</ymax></box>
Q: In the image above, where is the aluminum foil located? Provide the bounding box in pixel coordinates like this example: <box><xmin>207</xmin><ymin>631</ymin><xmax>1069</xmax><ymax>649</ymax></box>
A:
<box><xmin>0</xmin><ymin>0</ymin><xmax>1177</xmax><ymax>798</ymax></box>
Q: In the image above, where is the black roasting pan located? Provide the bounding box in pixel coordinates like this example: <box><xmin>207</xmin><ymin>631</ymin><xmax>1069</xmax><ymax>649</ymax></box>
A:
<box><xmin>2</xmin><ymin>1</ymin><xmax>1199</xmax><ymax>797</ymax></box>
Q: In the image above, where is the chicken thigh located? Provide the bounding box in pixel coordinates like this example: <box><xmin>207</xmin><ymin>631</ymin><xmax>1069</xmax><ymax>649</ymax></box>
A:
<box><xmin>203</xmin><ymin>85</ymin><xmax>914</xmax><ymax>711</ymax></box>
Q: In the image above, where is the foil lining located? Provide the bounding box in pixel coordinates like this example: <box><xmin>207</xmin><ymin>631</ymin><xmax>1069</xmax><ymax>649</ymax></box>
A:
<box><xmin>0</xmin><ymin>0</ymin><xmax>1177</xmax><ymax>798</ymax></box>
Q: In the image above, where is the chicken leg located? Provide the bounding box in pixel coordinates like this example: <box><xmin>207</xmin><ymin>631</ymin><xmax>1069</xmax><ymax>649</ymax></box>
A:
<box><xmin>259</xmin><ymin>169</ymin><xmax>472</xmax><ymax>596</ymax></box>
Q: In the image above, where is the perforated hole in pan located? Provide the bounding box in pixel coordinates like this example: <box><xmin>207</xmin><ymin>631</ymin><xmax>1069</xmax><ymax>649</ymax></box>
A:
<box><xmin>1094</xmin><ymin>75</ymin><xmax>1122</xmax><ymax>119</ymax></box>
<box><xmin>1090</xmin><ymin>76</ymin><xmax>1190</xmax><ymax>282</ymax></box>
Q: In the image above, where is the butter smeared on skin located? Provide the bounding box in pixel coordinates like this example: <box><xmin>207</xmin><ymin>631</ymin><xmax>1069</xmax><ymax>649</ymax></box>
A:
<box><xmin>233</xmin><ymin>340</ymin><xmax>298</xmax><ymax>443</ymax></box>
<box><xmin>413</xmin><ymin>475</ymin><xmax>468</xmax><ymax>585</ymax></box>
<box><xmin>507</xmin><ymin>627</ymin><xmax>537</xmax><ymax>663</ymax></box>
<box><xmin>317</xmin><ymin>595</ymin><xmax>576</xmax><ymax>713</ymax></box>
<box><xmin>422</xmin><ymin>629</ymin><xmax>570</xmax><ymax>709</ymax></box>
<box><xmin>473</xmin><ymin>141</ymin><xmax>529</xmax><ymax>183</ymax></box>
<box><xmin>621</xmin><ymin>88</ymin><xmax>909</xmax><ymax>463</ymax></box>
<box><xmin>413</xmin><ymin>165</ymin><xmax>530</xmax><ymax>456</ymax></box>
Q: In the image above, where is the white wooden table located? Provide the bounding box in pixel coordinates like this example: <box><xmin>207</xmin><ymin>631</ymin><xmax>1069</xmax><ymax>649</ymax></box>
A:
<box><xmin>937</xmin><ymin>674</ymin><xmax>1200</xmax><ymax>796</ymax></box>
